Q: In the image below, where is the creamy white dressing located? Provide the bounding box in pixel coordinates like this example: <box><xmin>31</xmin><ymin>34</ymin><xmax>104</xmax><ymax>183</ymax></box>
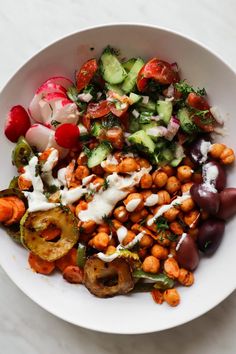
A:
<box><xmin>57</xmin><ymin>167</ymin><xmax>67</xmax><ymax>186</ymax></box>
<box><xmin>144</xmin><ymin>194</ymin><xmax>159</xmax><ymax>207</ymax></box>
<box><xmin>78</xmin><ymin>167</ymin><xmax>151</xmax><ymax>224</ymax></box>
<box><xmin>41</xmin><ymin>149</ymin><xmax>60</xmax><ymax>187</ymax></box>
<box><xmin>202</xmin><ymin>163</ymin><xmax>218</xmax><ymax>192</ymax></box>
<box><xmin>123</xmin><ymin>232</ymin><xmax>145</xmax><ymax>249</ymax></box>
<box><xmin>101</xmin><ymin>154</ymin><xmax>119</xmax><ymax>167</ymax></box>
<box><xmin>175</xmin><ymin>233</ymin><xmax>187</xmax><ymax>251</ymax></box>
<box><xmin>60</xmin><ymin>185</ymin><xmax>87</xmax><ymax>205</ymax></box>
<box><xmin>125</xmin><ymin>198</ymin><xmax>141</xmax><ymax>212</ymax></box>
<box><xmin>82</xmin><ymin>174</ymin><xmax>95</xmax><ymax>185</ymax></box>
<box><xmin>116</xmin><ymin>226</ymin><xmax>128</xmax><ymax>243</ymax></box>
<box><xmin>97</xmin><ymin>251</ymin><xmax>120</xmax><ymax>262</ymax></box>
<box><xmin>147</xmin><ymin>192</ymin><xmax>190</xmax><ymax>226</ymax></box>
<box><xmin>199</xmin><ymin>141</ymin><xmax>211</xmax><ymax>164</ymax></box>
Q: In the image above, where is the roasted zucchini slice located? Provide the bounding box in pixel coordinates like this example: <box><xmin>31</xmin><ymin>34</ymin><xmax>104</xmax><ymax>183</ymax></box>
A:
<box><xmin>20</xmin><ymin>207</ymin><xmax>79</xmax><ymax>261</ymax></box>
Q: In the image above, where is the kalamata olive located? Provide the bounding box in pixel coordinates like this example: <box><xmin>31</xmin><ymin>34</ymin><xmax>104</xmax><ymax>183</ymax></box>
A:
<box><xmin>189</xmin><ymin>138</ymin><xmax>211</xmax><ymax>165</ymax></box>
<box><xmin>202</xmin><ymin>161</ymin><xmax>226</xmax><ymax>191</ymax></box>
<box><xmin>217</xmin><ymin>188</ymin><xmax>236</xmax><ymax>220</ymax></box>
<box><xmin>176</xmin><ymin>233</ymin><xmax>200</xmax><ymax>271</ymax></box>
<box><xmin>197</xmin><ymin>218</ymin><xmax>225</xmax><ymax>255</ymax></box>
<box><xmin>190</xmin><ymin>183</ymin><xmax>220</xmax><ymax>215</ymax></box>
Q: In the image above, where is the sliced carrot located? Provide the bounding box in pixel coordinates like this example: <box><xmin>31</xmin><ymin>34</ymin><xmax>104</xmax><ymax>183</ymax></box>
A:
<box><xmin>18</xmin><ymin>175</ymin><xmax>32</xmax><ymax>191</ymax></box>
<box><xmin>55</xmin><ymin>248</ymin><xmax>77</xmax><ymax>272</ymax></box>
<box><xmin>0</xmin><ymin>199</ymin><xmax>13</xmax><ymax>222</ymax></box>
<box><xmin>41</xmin><ymin>226</ymin><xmax>61</xmax><ymax>241</ymax></box>
<box><xmin>63</xmin><ymin>265</ymin><xmax>84</xmax><ymax>284</ymax></box>
<box><xmin>28</xmin><ymin>252</ymin><xmax>55</xmax><ymax>275</ymax></box>
<box><xmin>3</xmin><ymin>196</ymin><xmax>25</xmax><ymax>225</ymax></box>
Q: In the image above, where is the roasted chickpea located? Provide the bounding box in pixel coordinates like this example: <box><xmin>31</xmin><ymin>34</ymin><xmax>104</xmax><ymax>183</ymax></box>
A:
<box><xmin>102</xmin><ymin>164</ymin><xmax>119</xmax><ymax>173</ymax></box>
<box><xmin>163</xmin><ymin>289</ymin><xmax>180</xmax><ymax>307</ymax></box>
<box><xmin>81</xmin><ymin>220</ymin><xmax>97</xmax><ymax>234</ymax></box>
<box><xmin>169</xmin><ymin>221</ymin><xmax>184</xmax><ymax>236</ymax></box>
<box><xmin>161</xmin><ymin>165</ymin><xmax>175</xmax><ymax>177</ymax></box>
<box><xmin>156</xmin><ymin>230</ymin><xmax>171</xmax><ymax>247</ymax></box>
<box><xmin>181</xmin><ymin>182</ymin><xmax>194</xmax><ymax>194</ymax></box>
<box><xmin>92</xmin><ymin>177</ymin><xmax>104</xmax><ymax>190</ymax></box>
<box><xmin>146</xmin><ymin>215</ymin><xmax>158</xmax><ymax>233</ymax></box>
<box><xmin>91</xmin><ymin>232</ymin><xmax>110</xmax><ymax>251</ymax></box>
<box><xmin>112</xmin><ymin>219</ymin><xmax>122</xmax><ymax>230</ymax></box>
<box><xmin>130</xmin><ymin>208</ymin><xmax>149</xmax><ymax>223</ymax></box>
<box><xmin>106</xmin><ymin>245</ymin><xmax>117</xmax><ymax>255</ymax></box>
<box><xmin>151</xmin><ymin>244</ymin><xmax>168</xmax><ymax>259</ymax></box>
<box><xmin>178</xmin><ymin>268</ymin><xmax>194</xmax><ymax>286</ymax></box>
<box><xmin>140</xmin><ymin>173</ymin><xmax>153</xmax><ymax>189</ymax></box>
<box><xmin>77</xmin><ymin>152</ymin><xmax>88</xmax><ymax>165</ymax></box>
<box><xmin>163</xmin><ymin>207</ymin><xmax>180</xmax><ymax>222</ymax></box>
<box><xmin>142</xmin><ymin>256</ymin><xmax>160</xmax><ymax>274</ymax></box>
<box><xmin>151</xmin><ymin>289</ymin><xmax>164</xmax><ymax>304</ymax></box>
<box><xmin>139</xmin><ymin>234</ymin><xmax>153</xmax><ymax>248</ymax></box>
<box><xmin>91</xmin><ymin>165</ymin><xmax>104</xmax><ymax>176</ymax></box>
<box><xmin>136</xmin><ymin>157</ymin><xmax>151</xmax><ymax>168</ymax></box>
<box><xmin>75</xmin><ymin>166</ymin><xmax>89</xmax><ymax>180</ymax></box>
<box><xmin>153</xmin><ymin>171</ymin><xmax>168</xmax><ymax>188</ymax></box>
<box><xmin>113</xmin><ymin>205</ymin><xmax>129</xmax><ymax>222</ymax></box>
<box><xmin>166</xmin><ymin>176</ymin><xmax>181</xmax><ymax>194</ymax></box>
<box><xmin>75</xmin><ymin>200</ymin><xmax>88</xmax><ymax>216</ymax></box>
<box><xmin>122</xmin><ymin>231</ymin><xmax>136</xmax><ymax>246</ymax></box>
<box><xmin>184</xmin><ymin>210</ymin><xmax>200</xmax><ymax>228</ymax></box>
<box><xmin>209</xmin><ymin>143</ymin><xmax>226</xmax><ymax>159</ymax></box>
<box><xmin>119</xmin><ymin>158</ymin><xmax>139</xmax><ymax>173</ymax></box>
<box><xmin>177</xmin><ymin>165</ymin><xmax>193</xmax><ymax>182</ymax></box>
<box><xmin>97</xmin><ymin>223</ymin><xmax>110</xmax><ymax>234</ymax></box>
<box><xmin>157</xmin><ymin>190</ymin><xmax>171</xmax><ymax>205</ymax></box>
<box><xmin>220</xmin><ymin>147</ymin><xmax>235</xmax><ymax>164</ymax></box>
<box><xmin>124</xmin><ymin>193</ymin><xmax>144</xmax><ymax>212</ymax></box>
<box><xmin>180</xmin><ymin>198</ymin><xmax>195</xmax><ymax>213</ymax></box>
<box><xmin>164</xmin><ymin>257</ymin><xmax>180</xmax><ymax>279</ymax></box>
<box><xmin>106</xmin><ymin>127</ymin><xmax>124</xmax><ymax>150</ymax></box>
<box><xmin>140</xmin><ymin>190</ymin><xmax>152</xmax><ymax>201</ymax></box>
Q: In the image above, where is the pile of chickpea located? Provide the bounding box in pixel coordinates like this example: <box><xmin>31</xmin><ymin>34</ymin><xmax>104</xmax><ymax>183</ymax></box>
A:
<box><xmin>65</xmin><ymin>142</ymin><xmax>234</xmax><ymax>306</ymax></box>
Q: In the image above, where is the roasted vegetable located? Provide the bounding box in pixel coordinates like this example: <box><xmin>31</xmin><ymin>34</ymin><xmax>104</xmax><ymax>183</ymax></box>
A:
<box><xmin>132</xmin><ymin>270</ymin><xmax>174</xmax><ymax>290</ymax></box>
<box><xmin>12</xmin><ymin>136</ymin><xmax>34</xmax><ymax>168</ymax></box>
<box><xmin>20</xmin><ymin>207</ymin><xmax>79</xmax><ymax>261</ymax></box>
<box><xmin>84</xmin><ymin>256</ymin><xmax>134</xmax><ymax>297</ymax></box>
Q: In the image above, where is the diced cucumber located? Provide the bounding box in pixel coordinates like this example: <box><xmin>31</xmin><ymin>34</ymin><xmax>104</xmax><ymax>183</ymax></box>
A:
<box><xmin>137</xmin><ymin>99</ymin><xmax>156</xmax><ymax>112</ymax></box>
<box><xmin>122</xmin><ymin>58</ymin><xmax>137</xmax><ymax>72</ymax></box>
<box><xmin>129</xmin><ymin>115</ymin><xmax>141</xmax><ymax>133</ymax></box>
<box><xmin>170</xmin><ymin>157</ymin><xmax>183</xmax><ymax>167</ymax></box>
<box><xmin>141</xmin><ymin>122</ymin><xmax>160</xmax><ymax>141</ymax></box>
<box><xmin>91</xmin><ymin>122</ymin><xmax>102</xmax><ymax>137</ymax></box>
<box><xmin>100</xmin><ymin>47</ymin><xmax>127</xmax><ymax>84</ymax></box>
<box><xmin>121</xmin><ymin>58</ymin><xmax>144</xmax><ymax>93</ymax></box>
<box><xmin>128</xmin><ymin>130</ymin><xmax>155</xmax><ymax>154</ymax></box>
<box><xmin>156</xmin><ymin>100</ymin><xmax>173</xmax><ymax>125</ymax></box>
<box><xmin>161</xmin><ymin>148</ymin><xmax>174</xmax><ymax>162</ymax></box>
<box><xmin>87</xmin><ymin>142</ymin><xmax>112</xmax><ymax>168</ymax></box>
<box><xmin>177</xmin><ymin>108</ymin><xmax>198</xmax><ymax>134</ymax></box>
<box><xmin>105</xmin><ymin>83</ymin><xmax>124</xmax><ymax>96</ymax></box>
<box><xmin>129</xmin><ymin>92</ymin><xmax>142</xmax><ymax>105</ymax></box>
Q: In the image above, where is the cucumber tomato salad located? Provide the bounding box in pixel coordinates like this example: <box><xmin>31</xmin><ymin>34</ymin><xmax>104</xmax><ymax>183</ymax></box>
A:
<box><xmin>1</xmin><ymin>46</ymin><xmax>236</xmax><ymax>306</ymax></box>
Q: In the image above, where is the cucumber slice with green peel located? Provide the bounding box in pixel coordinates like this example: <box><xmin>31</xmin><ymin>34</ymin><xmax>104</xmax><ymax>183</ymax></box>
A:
<box><xmin>161</xmin><ymin>148</ymin><xmax>174</xmax><ymax>162</ymax></box>
<box><xmin>105</xmin><ymin>83</ymin><xmax>124</xmax><ymax>96</ymax></box>
<box><xmin>156</xmin><ymin>100</ymin><xmax>173</xmax><ymax>125</ymax></box>
<box><xmin>129</xmin><ymin>115</ymin><xmax>141</xmax><ymax>133</ymax></box>
<box><xmin>100</xmin><ymin>47</ymin><xmax>127</xmax><ymax>84</ymax></box>
<box><xmin>128</xmin><ymin>130</ymin><xmax>155</xmax><ymax>154</ymax></box>
<box><xmin>122</xmin><ymin>58</ymin><xmax>137</xmax><ymax>72</ymax></box>
<box><xmin>91</xmin><ymin>122</ymin><xmax>102</xmax><ymax>137</ymax></box>
<box><xmin>87</xmin><ymin>142</ymin><xmax>112</xmax><ymax>168</ymax></box>
<box><xmin>137</xmin><ymin>99</ymin><xmax>156</xmax><ymax>112</ymax></box>
<box><xmin>141</xmin><ymin>122</ymin><xmax>160</xmax><ymax>141</ymax></box>
<box><xmin>129</xmin><ymin>92</ymin><xmax>142</xmax><ymax>104</ymax></box>
<box><xmin>121</xmin><ymin>58</ymin><xmax>144</xmax><ymax>93</ymax></box>
<box><xmin>177</xmin><ymin>107</ymin><xmax>198</xmax><ymax>134</ymax></box>
<box><xmin>170</xmin><ymin>157</ymin><xmax>183</xmax><ymax>167</ymax></box>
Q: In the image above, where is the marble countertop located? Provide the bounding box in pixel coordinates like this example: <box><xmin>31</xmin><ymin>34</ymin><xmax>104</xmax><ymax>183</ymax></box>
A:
<box><xmin>0</xmin><ymin>0</ymin><xmax>235</xmax><ymax>353</ymax></box>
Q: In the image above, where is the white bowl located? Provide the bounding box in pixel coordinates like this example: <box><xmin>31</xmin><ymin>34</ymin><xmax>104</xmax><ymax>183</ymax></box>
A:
<box><xmin>0</xmin><ymin>24</ymin><xmax>235</xmax><ymax>334</ymax></box>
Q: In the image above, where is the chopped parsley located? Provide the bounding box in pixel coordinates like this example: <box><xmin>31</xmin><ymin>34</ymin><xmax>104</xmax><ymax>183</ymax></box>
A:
<box><xmin>102</xmin><ymin>214</ymin><xmax>113</xmax><ymax>227</ymax></box>
<box><xmin>102</xmin><ymin>178</ymin><xmax>110</xmax><ymax>190</ymax></box>
<box><xmin>154</xmin><ymin>216</ymin><xmax>169</xmax><ymax>231</ymax></box>
<box><xmin>174</xmin><ymin>80</ymin><xmax>206</xmax><ymax>98</ymax></box>
<box><xmin>51</xmin><ymin>120</ymin><xmax>61</xmax><ymax>128</ymax></box>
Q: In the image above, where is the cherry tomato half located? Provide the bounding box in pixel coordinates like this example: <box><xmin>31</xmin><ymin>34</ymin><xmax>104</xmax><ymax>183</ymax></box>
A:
<box><xmin>87</xmin><ymin>100</ymin><xmax>110</xmax><ymax>118</ymax></box>
<box><xmin>187</xmin><ymin>93</ymin><xmax>215</xmax><ymax>132</ymax></box>
<box><xmin>76</xmin><ymin>59</ymin><xmax>98</xmax><ymax>92</ymax></box>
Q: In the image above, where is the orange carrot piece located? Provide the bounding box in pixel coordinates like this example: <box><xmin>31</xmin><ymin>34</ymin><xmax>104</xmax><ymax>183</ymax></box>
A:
<box><xmin>0</xmin><ymin>199</ymin><xmax>13</xmax><ymax>222</ymax></box>
<box><xmin>28</xmin><ymin>252</ymin><xmax>55</xmax><ymax>275</ymax></box>
<box><xmin>55</xmin><ymin>248</ymin><xmax>77</xmax><ymax>272</ymax></box>
<box><xmin>3</xmin><ymin>197</ymin><xmax>25</xmax><ymax>225</ymax></box>
<box><xmin>63</xmin><ymin>265</ymin><xmax>84</xmax><ymax>284</ymax></box>
<box><xmin>41</xmin><ymin>226</ymin><xmax>61</xmax><ymax>241</ymax></box>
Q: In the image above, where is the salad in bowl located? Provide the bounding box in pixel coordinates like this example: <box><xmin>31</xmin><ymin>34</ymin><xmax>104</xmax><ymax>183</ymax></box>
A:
<box><xmin>1</xmin><ymin>45</ymin><xmax>235</xmax><ymax>307</ymax></box>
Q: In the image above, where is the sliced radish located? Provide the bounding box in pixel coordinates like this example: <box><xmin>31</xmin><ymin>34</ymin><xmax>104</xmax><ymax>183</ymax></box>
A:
<box><xmin>25</xmin><ymin>124</ymin><xmax>68</xmax><ymax>158</ymax></box>
<box><xmin>36</xmin><ymin>82</ymin><xmax>66</xmax><ymax>95</ymax></box>
<box><xmin>43</xmin><ymin>76</ymin><xmax>74</xmax><ymax>90</ymax></box>
<box><xmin>55</xmin><ymin>123</ymin><xmax>80</xmax><ymax>148</ymax></box>
<box><xmin>43</xmin><ymin>92</ymin><xmax>68</xmax><ymax>102</ymax></box>
<box><xmin>45</xmin><ymin>101</ymin><xmax>79</xmax><ymax>129</ymax></box>
<box><xmin>5</xmin><ymin>105</ymin><xmax>31</xmax><ymax>142</ymax></box>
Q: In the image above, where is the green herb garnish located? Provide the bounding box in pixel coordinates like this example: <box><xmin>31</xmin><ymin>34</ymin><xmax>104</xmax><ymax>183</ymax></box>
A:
<box><xmin>174</xmin><ymin>80</ymin><xmax>206</xmax><ymax>98</ymax></box>
<box><xmin>51</xmin><ymin>120</ymin><xmax>61</xmax><ymax>128</ymax></box>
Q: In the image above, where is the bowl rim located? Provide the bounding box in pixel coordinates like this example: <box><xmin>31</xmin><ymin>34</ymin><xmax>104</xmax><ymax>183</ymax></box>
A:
<box><xmin>0</xmin><ymin>22</ymin><xmax>235</xmax><ymax>334</ymax></box>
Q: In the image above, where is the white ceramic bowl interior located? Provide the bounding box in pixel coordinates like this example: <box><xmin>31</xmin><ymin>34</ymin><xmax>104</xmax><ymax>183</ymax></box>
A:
<box><xmin>0</xmin><ymin>24</ymin><xmax>235</xmax><ymax>334</ymax></box>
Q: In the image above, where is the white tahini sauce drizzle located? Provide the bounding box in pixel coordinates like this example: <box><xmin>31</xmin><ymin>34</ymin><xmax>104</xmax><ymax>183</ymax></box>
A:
<box><xmin>41</xmin><ymin>149</ymin><xmax>60</xmax><ymax>187</ymax></box>
<box><xmin>175</xmin><ymin>233</ymin><xmax>187</xmax><ymax>251</ymax></box>
<box><xmin>82</xmin><ymin>174</ymin><xmax>95</xmax><ymax>185</ymax></box>
<box><xmin>60</xmin><ymin>186</ymin><xmax>87</xmax><ymax>205</ymax></box>
<box><xmin>23</xmin><ymin>156</ymin><xmax>59</xmax><ymax>212</ymax></box>
<box><xmin>202</xmin><ymin>163</ymin><xmax>219</xmax><ymax>192</ymax></box>
<box><xmin>147</xmin><ymin>192</ymin><xmax>190</xmax><ymax>226</ymax></box>
<box><xmin>78</xmin><ymin>167</ymin><xmax>151</xmax><ymax>224</ymax></box>
<box><xmin>199</xmin><ymin>140</ymin><xmax>211</xmax><ymax>164</ymax></box>
<box><xmin>125</xmin><ymin>198</ymin><xmax>141</xmax><ymax>212</ymax></box>
<box><xmin>101</xmin><ymin>154</ymin><xmax>119</xmax><ymax>167</ymax></box>
<box><xmin>116</xmin><ymin>226</ymin><xmax>128</xmax><ymax>243</ymax></box>
<box><xmin>123</xmin><ymin>232</ymin><xmax>144</xmax><ymax>249</ymax></box>
<box><xmin>144</xmin><ymin>194</ymin><xmax>159</xmax><ymax>207</ymax></box>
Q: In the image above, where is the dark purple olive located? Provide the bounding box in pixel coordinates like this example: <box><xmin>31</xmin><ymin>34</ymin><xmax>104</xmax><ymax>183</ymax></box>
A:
<box><xmin>217</xmin><ymin>188</ymin><xmax>236</xmax><ymax>220</ymax></box>
<box><xmin>189</xmin><ymin>138</ymin><xmax>211</xmax><ymax>165</ymax></box>
<box><xmin>197</xmin><ymin>218</ymin><xmax>225</xmax><ymax>255</ymax></box>
<box><xmin>202</xmin><ymin>161</ymin><xmax>226</xmax><ymax>191</ymax></box>
<box><xmin>176</xmin><ymin>234</ymin><xmax>200</xmax><ymax>271</ymax></box>
<box><xmin>190</xmin><ymin>183</ymin><xmax>220</xmax><ymax>215</ymax></box>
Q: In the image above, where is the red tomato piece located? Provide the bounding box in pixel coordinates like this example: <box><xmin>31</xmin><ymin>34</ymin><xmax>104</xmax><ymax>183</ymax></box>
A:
<box><xmin>4</xmin><ymin>105</ymin><xmax>31</xmax><ymax>142</ymax></box>
<box><xmin>137</xmin><ymin>65</ymin><xmax>149</xmax><ymax>92</ymax></box>
<box><xmin>76</xmin><ymin>59</ymin><xmax>98</xmax><ymax>92</ymax></box>
<box><xmin>186</xmin><ymin>92</ymin><xmax>210</xmax><ymax>110</ymax></box>
<box><xmin>87</xmin><ymin>100</ymin><xmax>110</xmax><ymax>118</ymax></box>
<box><xmin>109</xmin><ymin>103</ymin><xmax>129</xmax><ymax>117</ymax></box>
<box><xmin>187</xmin><ymin>93</ymin><xmax>215</xmax><ymax>132</ymax></box>
<box><xmin>55</xmin><ymin>123</ymin><xmax>80</xmax><ymax>148</ymax></box>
